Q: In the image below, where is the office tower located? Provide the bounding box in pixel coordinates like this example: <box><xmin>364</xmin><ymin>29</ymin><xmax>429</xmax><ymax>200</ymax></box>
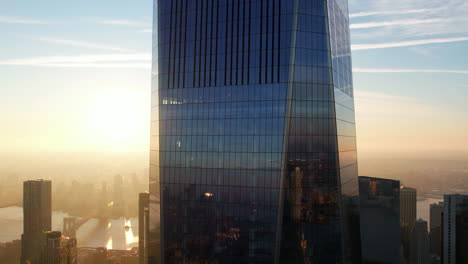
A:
<box><xmin>443</xmin><ymin>194</ymin><xmax>468</xmax><ymax>264</ymax></box>
<box><xmin>400</xmin><ymin>187</ymin><xmax>417</xmax><ymax>230</ymax></box>
<box><xmin>139</xmin><ymin>192</ymin><xmax>150</xmax><ymax>264</ymax></box>
<box><xmin>411</xmin><ymin>219</ymin><xmax>430</xmax><ymax>264</ymax></box>
<box><xmin>113</xmin><ymin>175</ymin><xmax>125</xmax><ymax>216</ymax></box>
<box><xmin>22</xmin><ymin>231</ymin><xmax>77</xmax><ymax>264</ymax></box>
<box><xmin>23</xmin><ymin>179</ymin><xmax>52</xmax><ymax>233</ymax></box>
<box><xmin>62</xmin><ymin>236</ymin><xmax>77</xmax><ymax>264</ymax></box>
<box><xmin>21</xmin><ymin>179</ymin><xmax>52</xmax><ymax>264</ymax></box>
<box><xmin>400</xmin><ymin>186</ymin><xmax>417</xmax><ymax>261</ymax></box>
<box><xmin>151</xmin><ymin>0</ymin><xmax>360</xmax><ymax>263</ymax></box>
<box><xmin>359</xmin><ymin>176</ymin><xmax>400</xmax><ymax>264</ymax></box>
<box><xmin>45</xmin><ymin>231</ymin><xmax>63</xmax><ymax>264</ymax></box>
<box><xmin>100</xmin><ymin>182</ymin><xmax>110</xmax><ymax>217</ymax></box>
<box><xmin>430</xmin><ymin>202</ymin><xmax>443</xmax><ymax>257</ymax></box>
<box><xmin>63</xmin><ymin>217</ymin><xmax>77</xmax><ymax>238</ymax></box>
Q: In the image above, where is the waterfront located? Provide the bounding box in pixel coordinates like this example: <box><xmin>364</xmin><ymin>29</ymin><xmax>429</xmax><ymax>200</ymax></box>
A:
<box><xmin>0</xmin><ymin>198</ymin><xmax>441</xmax><ymax>246</ymax></box>
<box><xmin>417</xmin><ymin>197</ymin><xmax>443</xmax><ymax>226</ymax></box>
<box><xmin>0</xmin><ymin>206</ymin><xmax>138</xmax><ymax>250</ymax></box>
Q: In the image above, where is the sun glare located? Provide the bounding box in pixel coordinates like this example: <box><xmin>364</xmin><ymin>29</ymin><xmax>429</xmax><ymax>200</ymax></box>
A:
<box><xmin>87</xmin><ymin>90</ymin><xmax>149</xmax><ymax>152</ymax></box>
<box><xmin>124</xmin><ymin>218</ymin><xmax>137</xmax><ymax>250</ymax></box>
<box><xmin>106</xmin><ymin>237</ymin><xmax>113</xmax><ymax>250</ymax></box>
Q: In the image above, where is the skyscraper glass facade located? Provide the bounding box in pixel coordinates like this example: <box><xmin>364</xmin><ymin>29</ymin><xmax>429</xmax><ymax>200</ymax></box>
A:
<box><xmin>150</xmin><ymin>0</ymin><xmax>359</xmax><ymax>263</ymax></box>
<box><xmin>21</xmin><ymin>179</ymin><xmax>52</xmax><ymax>264</ymax></box>
<box><xmin>359</xmin><ymin>177</ymin><xmax>400</xmax><ymax>264</ymax></box>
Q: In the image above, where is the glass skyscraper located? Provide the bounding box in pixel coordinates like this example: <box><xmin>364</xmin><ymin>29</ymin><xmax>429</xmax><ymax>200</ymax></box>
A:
<box><xmin>21</xmin><ymin>179</ymin><xmax>52</xmax><ymax>264</ymax></box>
<box><xmin>150</xmin><ymin>0</ymin><xmax>360</xmax><ymax>263</ymax></box>
<box><xmin>359</xmin><ymin>176</ymin><xmax>400</xmax><ymax>264</ymax></box>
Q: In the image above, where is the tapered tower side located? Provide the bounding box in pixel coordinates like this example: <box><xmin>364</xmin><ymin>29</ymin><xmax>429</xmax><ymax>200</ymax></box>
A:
<box><xmin>150</xmin><ymin>0</ymin><xmax>360</xmax><ymax>263</ymax></box>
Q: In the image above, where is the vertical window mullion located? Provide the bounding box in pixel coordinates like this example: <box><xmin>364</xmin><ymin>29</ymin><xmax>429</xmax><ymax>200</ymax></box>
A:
<box><xmin>182</xmin><ymin>0</ymin><xmax>188</xmax><ymax>88</ymax></box>
<box><xmin>247</xmin><ymin>0</ymin><xmax>251</xmax><ymax>84</ymax></box>
<box><xmin>224</xmin><ymin>0</ymin><xmax>229</xmax><ymax>86</ymax></box>
<box><xmin>198</xmin><ymin>0</ymin><xmax>204</xmax><ymax>88</ymax></box>
<box><xmin>203</xmin><ymin>0</ymin><xmax>208</xmax><ymax>87</ymax></box>
<box><xmin>175</xmin><ymin>0</ymin><xmax>181</xmax><ymax>89</ymax></box>
<box><xmin>241</xmin><ymin>0</ymin><xmax>247</xmax><ymax>85</ymax></box>
<box><xmin>168</xmin><ymin>0</ymin><xmax>174</xmax><ymax>89</ymax></box>
<box><xmin>277</xmin><ymin>0</ymin><xmax>281</xmax><ymax>83</ymax></box>
<box><xmin>235</xmin><ymin>0</ymin><xmax>240</xmax><ymax>86</ymax></box>
<box><xmin>269</xmin><ymin>1</ymin><xmax>279</xmax><ymax>83</ymax></box>
<box><xmin>214</xmin><ymin>0</ymin><xmax>219</xmax><ymax>87</ymax></box>
<box><xmin>210</xmin><ymin>0</ymin><xmax>215</xmax><ymax>87</ymax></box>
<box><xmin>259</xmin><ymin>0</ymin><xmax>263</xmax><ymax>84</ymax></box>
<box><xmin>193</xmin><ymin>0</ymin><xmax>199</xmax><ymax>88</ymax></box>
<box><xmin>266</xmin><ymin>0</ymin><xmax>269</xmax><ymax>84</ymax></box>
<box><xmin>230</xmin><ymin>0</ymin><xmax>234</xmax><ymax>86</ymax></box>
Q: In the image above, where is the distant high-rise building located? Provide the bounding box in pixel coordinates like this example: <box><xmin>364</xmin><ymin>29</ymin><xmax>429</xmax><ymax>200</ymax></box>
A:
<box><xmin>139</xmin><ymin>192</ymin><xmax>149</xmax><ymax>264</ymax></box>
<box><xmin>400</xmin><ymin>186</ymin><xmax>417</xmax><ymax>261</ymax></box>
<box><xmin>411</xmin><ymin>219</ymin><xmax>430</xmax><ymax>264</ymax></box>
<box><xmin>23</xmin><ymin>179</ymin><xmax>52</xmax><ymax>233</ymax></box>
<box><xmin>63</xmin><ymin>217</ymin><xmax>77</xmax><ymax>239</ymax></box>
<box><xmin>359</xmin><ymin>176</ymin><xmax>400</xmax><ymax>264</ymax></box>
<box><xmin>443</xmin><ymin>194</ymin><xmax>468</xmax><ymax>264</ymax></box>
<box><xmin>21</xmin><ymin>232</ymin><xmax>47</xmax><ymax>264</ymax></box>
<box><xmin>151</xmin><ymin>0</ymin><xmax>361</xmax><ymax>262</ymax></box>
<box><xmin>62</xmin><ymin>236</ymin><xmax>77</xmax><ymax>264</ymax></box>
<box><xmin>113</xmin><ymin>174</ymin><xmax>125</xmax><ymax>216</ymax></box>
<box><xmin>431</xmin><ymin>202</ymin><xmax>444</xmax><ymax>229</ymax></box>
<box><xmin>430</xmin><ymin>202</ymin><xmax>443</xmax><ymax>257</ymax></box>
<box><xmin>99</xmin><ymin>182</ymin><xmax>110</xmax><ymax>217</ymax></box>
<box><xmin>22</xmin><ymin>231</ymin><xmax>77</xmax><ymax>264</ymax></box>
<box><xmin>45</xmin><ymin>231</ymin><xmax>63</xmax><ymax>264</ymax></box>
<box><xmin>21</xmin><ymin>179</ymin><xmax>52</xmax><ymax>264</ymax></box>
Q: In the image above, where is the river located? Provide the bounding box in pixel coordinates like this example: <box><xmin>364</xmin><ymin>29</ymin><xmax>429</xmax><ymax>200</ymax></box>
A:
<box><xmin>0</xmin><ymin>198</ymin><xmax>442</xmax><ymax>246</ymax></box>
<box><xmin>0</xmin><ymin>206</ymin><xmax>138</xmax><ymax>250</ymax></box>
<box><xmin>416</xmin><ymin>197</ymin><xmax>443</xmax><ymax>228</ymax></box>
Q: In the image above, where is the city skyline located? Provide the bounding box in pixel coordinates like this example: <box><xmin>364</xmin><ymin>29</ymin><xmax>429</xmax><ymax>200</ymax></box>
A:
<box><xmin>1</xmin><ymin>0</ymin><xmax>468</xmax><ymax>158</ymax></box>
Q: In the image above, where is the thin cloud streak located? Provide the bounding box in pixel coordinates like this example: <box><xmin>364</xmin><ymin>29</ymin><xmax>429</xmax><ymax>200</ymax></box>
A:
<box><xmin>355</xmin><ymin>90</ymin><xmax>417</xmax><ymax>103</ymax></box>
<box><xmin>0</xmin><ymin>53</ymin><xmax>151</xmax><ymax>69</ymax></box>
<box><xmin>97</xmin><ymin>19</ymin><xmax>151</xmax><ymax>28</ymax></box>
<box><xmin>35</xmin><ymin>37</ymin><xmax>132</xmax><ymax>52</ymax></box>
<box><xmin>349</xmin><ymin>9</ymin><xmax>433</xmax><ymax>18</ymax></box>
<box><xmin>352</xmin><ymin>36</ymin><xmax>468</xmax><ymax>50</ymax></box>
<box><xmin>356</xmin><ymin>91</ymin><xmax>414</xmax><ymax>101</ymax></box>
<box><xmin>138</xmin><ymin>29</ymin><xmax>152</xmax><ymax>33</ymax></box>
<box><xmin>354</xmin><ymin>90</ymin><xmax>441</xmax><ymax>118</ymax></box>
<box><xmin>349</xmin><ymin>0</ymin><xmax>468</xmax><ymax>38</ymax></box>
<box><xmin>354</xmin><ymin>68</ymin><xmax>468</xmax><ymax>74</ymax></box>
<box><xmin>0</xmin><ymin>16</ymin><xmax>47</xmax><ymax>24</ymax></box>
<box><xmin>14</xmin><ymin>63</ymin><xmax>151</xmax><ymax>69</ymax></box>
<box><xmin>351</xmin><ymin>18</ymin><xmax>442</xmax><ymax>29</ymax></box>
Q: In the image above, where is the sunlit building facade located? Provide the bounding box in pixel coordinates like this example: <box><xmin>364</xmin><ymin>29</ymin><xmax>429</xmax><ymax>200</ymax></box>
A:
<box><xmin>150</xmin><ymin>0</ymin><xmax>360</xmax><ymax>263</ymax></box>
<box><xmin>400</xmin><ymin>186</ymin><xmax>417</xmax><ymax>261</ymax></box>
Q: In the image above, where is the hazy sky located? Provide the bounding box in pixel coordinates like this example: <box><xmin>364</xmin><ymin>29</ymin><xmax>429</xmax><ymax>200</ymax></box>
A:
<box><xmin>1</xmin><ymin>0</ymin><xmax>467</xmax><ymax>158</ymax></box>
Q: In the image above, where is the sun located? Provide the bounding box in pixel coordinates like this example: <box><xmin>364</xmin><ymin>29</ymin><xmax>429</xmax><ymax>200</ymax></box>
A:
<box><xmin>87</xmin><ymin>89</ymin><xmax>149</xmax><ymax>152</ymax></box>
